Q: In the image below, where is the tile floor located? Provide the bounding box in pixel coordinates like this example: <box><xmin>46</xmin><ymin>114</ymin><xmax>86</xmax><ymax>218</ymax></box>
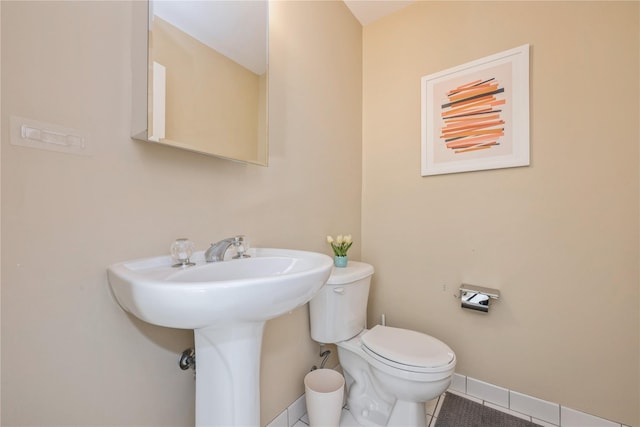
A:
<box><xmin>270</xmin><ymin>372</ymin><xmax>630</xmax><ymax>427</ymax></box>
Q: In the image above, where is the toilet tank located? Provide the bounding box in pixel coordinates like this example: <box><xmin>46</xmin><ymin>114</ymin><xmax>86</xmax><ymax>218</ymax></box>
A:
<box><xmin>309</xmin><ymin>261</ymin><xmax>374</xmax><ymax>343</ymax></box>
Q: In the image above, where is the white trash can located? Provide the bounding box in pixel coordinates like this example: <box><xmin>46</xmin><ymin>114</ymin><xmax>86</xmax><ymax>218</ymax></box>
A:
<box><xmin>304</xmin><ymin>369</ymin><xmax>345</xmax><ymax>427</ymax></box>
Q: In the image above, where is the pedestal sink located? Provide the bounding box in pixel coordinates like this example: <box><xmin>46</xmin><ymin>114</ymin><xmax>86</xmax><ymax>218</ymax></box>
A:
<box><xmin>107</xmin><ymin>248</ymin><xmax>333</xmax><ymax>426</ymax></box>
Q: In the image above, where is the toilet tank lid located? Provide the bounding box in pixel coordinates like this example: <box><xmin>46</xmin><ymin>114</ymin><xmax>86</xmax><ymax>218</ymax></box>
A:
<box><xmin>327</xmin><ymin>261</ymin><xmax>374</xmax><ymax>285</ymax></box>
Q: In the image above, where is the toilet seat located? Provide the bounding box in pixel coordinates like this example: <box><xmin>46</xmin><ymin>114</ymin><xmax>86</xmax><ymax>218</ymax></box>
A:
<box><xmin>361</xmin><ymin>325</ymin><xmax>455</xmax><ymax>374</ymax></box>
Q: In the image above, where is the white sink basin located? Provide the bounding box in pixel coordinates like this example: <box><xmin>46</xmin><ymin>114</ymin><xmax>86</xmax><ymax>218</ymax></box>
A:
<box><xmin>107</xmin><ymin>247</ymin><xmax>333</xmax><ymax>426</ymax></box>
<box><xmin>108</xmin><ymin>247</ymin><xmax>332</xmax><ymax>329</ymax></box>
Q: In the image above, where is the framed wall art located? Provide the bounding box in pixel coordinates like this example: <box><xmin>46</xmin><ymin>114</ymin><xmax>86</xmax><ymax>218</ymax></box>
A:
<box><xmin>421</xmin><ymin>44</ymin><xmax>530</xmax><ymax>176</ymax></box>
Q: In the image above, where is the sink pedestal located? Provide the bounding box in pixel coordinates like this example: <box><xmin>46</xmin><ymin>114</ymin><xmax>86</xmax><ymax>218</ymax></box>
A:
<box><xmin>194</xmin><ymin>322</ymin><xmax>265</xmax><ymax>427</ymax></box>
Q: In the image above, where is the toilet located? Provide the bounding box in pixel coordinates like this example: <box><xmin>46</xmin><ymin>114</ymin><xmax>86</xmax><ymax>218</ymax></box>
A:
<box><xmin>309</xmin><ymin>261</ymin><xmax>456</xmax><ymax>427</ymax></box>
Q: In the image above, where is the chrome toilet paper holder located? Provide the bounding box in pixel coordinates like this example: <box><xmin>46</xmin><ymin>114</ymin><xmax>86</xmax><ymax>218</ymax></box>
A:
<box><xmin>458</xmin><ymin>284</ymin><xmax>500</xmax><ymax>313</ymax></box>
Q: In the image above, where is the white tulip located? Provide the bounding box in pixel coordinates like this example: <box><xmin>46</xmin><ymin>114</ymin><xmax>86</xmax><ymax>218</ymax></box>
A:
<box><xmin>327</xmin><ymin>235</ymin><xmax>334</xmax><ymax>244</ymax></box>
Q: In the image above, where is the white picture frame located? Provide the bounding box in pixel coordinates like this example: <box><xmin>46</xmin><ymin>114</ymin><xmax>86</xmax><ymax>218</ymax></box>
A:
<box><xmin>421</xmin><ymin>45</ymin><xmax>530</xmax><ymax>176</ymax></box>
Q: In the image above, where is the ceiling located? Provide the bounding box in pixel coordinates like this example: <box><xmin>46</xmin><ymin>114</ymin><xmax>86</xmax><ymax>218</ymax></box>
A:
<box><xmin>344</xmin><ymin>0</ymin><xmax>416</xmax><ymax>26</ymax></box>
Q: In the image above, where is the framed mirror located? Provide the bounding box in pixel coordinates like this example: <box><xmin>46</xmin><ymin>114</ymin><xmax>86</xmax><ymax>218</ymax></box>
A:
<box><xmin>132</xmin><ymin>1</ymin><xmax>269</xmax><ymax>166</ymax></box>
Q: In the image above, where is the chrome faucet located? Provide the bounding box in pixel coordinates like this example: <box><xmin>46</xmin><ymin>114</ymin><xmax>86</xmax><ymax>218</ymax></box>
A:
<box><xmin>204</xmin><ymin>235</ymin><xmax>250</xmax><ymax>262</ymax></box>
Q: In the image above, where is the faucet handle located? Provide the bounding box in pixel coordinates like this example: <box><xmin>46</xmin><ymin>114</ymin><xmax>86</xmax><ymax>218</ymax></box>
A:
<box><xmin>232</xmin><ymin>235</ymin><xmax>251</xmax><ymax>259</ymax></box>
<box><xmin>171</xmin><ymin>238</ymin><xmax>196</xmax><ymax>267</ymax></box>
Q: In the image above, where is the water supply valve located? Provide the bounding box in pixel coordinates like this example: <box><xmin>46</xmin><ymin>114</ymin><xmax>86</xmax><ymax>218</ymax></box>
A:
<box><xmin>179</xmin><ymin>348</ymin><xmax>196</xmax><ymax>370</ymax></box>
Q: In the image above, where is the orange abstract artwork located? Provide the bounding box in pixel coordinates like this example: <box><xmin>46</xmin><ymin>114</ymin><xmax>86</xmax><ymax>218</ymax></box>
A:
<box><xmin>440</xmin><ymin>78</ymin><xmax>506</xmax><ymax>154</ymax></box>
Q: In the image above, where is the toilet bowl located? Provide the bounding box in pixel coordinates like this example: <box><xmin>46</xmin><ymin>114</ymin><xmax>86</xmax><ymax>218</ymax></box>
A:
<box><xmin>309</xmin><ymin>261</ymin><xmax>456</xmax><ymax>426</ymax></box>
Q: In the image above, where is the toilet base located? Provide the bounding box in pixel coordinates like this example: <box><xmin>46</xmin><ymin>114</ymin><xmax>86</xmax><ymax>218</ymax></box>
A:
<box><xmin>341</xmin><ymin>400</ymin><xmax>426</xmax><ymax>427</ymax></box>
<box><xmin>345</xmin><ymin>395</ymin><xmax>427</xmax><ymax>426</ymax></box>
<box><xmin>386</xmin><ymin>400</ymin><xmax>426</xmax><ymax>426</ymax></box>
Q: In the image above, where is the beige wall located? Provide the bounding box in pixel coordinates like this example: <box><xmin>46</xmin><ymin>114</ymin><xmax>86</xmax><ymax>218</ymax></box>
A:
<box><xmin>0</xmin><ymin>1</ymin><xmax>361</xmax><ymax>426</ymax></box>
<box><xmin>362</xmin><ymin>2</ymin><xmax>639</xmax><ymax>426</ymax></box>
